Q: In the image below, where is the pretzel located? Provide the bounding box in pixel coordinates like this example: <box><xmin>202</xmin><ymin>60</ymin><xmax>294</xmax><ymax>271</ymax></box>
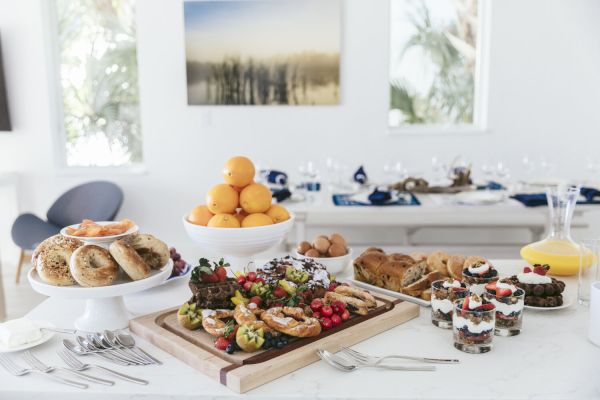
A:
<box><xmin>233</xmin><ymin>303</ymin><xmax>273</xmax><ymax>333</ymax></box>
<box><xmin>324</xmin><ymin>291</ymin><xmax>369</xmax><ymax>315</ymax></box>
<box><xmin>201</xmin><ymin>309</ymin><xmax>234</xmax><ymax>337</ymax></box>
<box><xmin>333</xmin><ymin>285</ymin><xmax>377</xmax><ymax>308</ymax></box>
<box><xmin>261</xmin><ymin>307</ymin><xmax>321</xmax><ymax>337</ymax></box>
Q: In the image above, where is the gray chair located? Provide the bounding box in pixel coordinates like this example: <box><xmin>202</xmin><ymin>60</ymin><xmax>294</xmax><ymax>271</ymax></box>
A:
<box><xmin>11</xmin><ymin>181</ymin><xmax>123</xmax><ymax>283</ymax></box>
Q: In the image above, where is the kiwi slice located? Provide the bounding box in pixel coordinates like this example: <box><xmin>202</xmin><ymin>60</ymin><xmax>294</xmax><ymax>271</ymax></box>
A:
<box><xmin>236</xmin><ymin>324</ymin><xmax>265</xmax><ymax>352</ymax></box>
<box><xmin>285</xmin><ymin>266</ymin><xmax>309</xmax><ymax>284</ymax></box>
<box><xmin>177</xmin><ymin>302</ymin><xmax>202</xmax><ymax>330</ymax></box>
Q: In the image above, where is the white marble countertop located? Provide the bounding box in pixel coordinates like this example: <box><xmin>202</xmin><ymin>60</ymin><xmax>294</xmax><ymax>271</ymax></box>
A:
<box><xmin>2</xmin><ymin>260</ymin><xmax>600</xmax><ymax>399</ymax></box>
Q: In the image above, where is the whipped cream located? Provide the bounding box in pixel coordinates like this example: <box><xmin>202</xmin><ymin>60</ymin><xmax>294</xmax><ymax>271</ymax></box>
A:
<box><xmin>271</xmin><ymin>316</ymin><xmax>292</xmax><ymax>326</ymax></box>
<box><xmin>469</xmin><ymin>283</ymin><xmax>486</xmax><ymax>295</ymax></box>
<box><xmin>491</xmin><ymin>297</ymin><xmax>524</xmax><ymax>316</ymax></box>
<box><xmin>442</xmin><ymin>279</ymin><xmax>462</xmax><ymax>289</ymax></box>
<box><xmin>453</xmin><ymin>315</ymin><xmax>495</xmax><ymax>334</ymax></box>
<box><xmin>467</xmin><ymin>296</ymin><xmax>483</xmax><ymax>310</ymax></box>
<box><xmin>247</xmin><ymin>302</ymin><xmax>258</xmax><ymax>310</ymax></box>
<box><xmin>468</xmin><ymin>263</ymin><xmax>491</xmax><ymax>275</ymax></box>
<box><xmin>0</xmin><ymin>319</ymin><xmax>42</xmax><ymax>348</ymax></box>
<box><xmin>517</xmin><ymin>272</ymin><xmax>552</xmax><ymax>284</ymax></box>
<box><xmin>495</xmin><ymin>281</ymin><xmax>518</xmax><ymax>295</ymax></box>
<box><xmin>431</xmin><ymin>298</ymin><xmax>453</xmax><ymax>314</ymax></box>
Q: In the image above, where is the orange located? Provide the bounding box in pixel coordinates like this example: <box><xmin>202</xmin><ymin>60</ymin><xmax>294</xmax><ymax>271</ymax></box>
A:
<box><xmin>206</xmin><ymin>184</ymin><xmax>239</xmax><ymax>214</ymax></box>
<box><xmin>239</xmin><ymin>183</ymin><xmax>272</xmax><ymax>214</ymax></box>
<box><xmin>234</xmin><ymin>209</ymin><xmax>248</xmax><ymax>224</ymax></box>
<box><xmin>241</xmin><ymin>213</ymin><xmax>273</xmax><ymax>228</ymax></box>
<box><xmin>266</xmin><ymin>204</ymin><xmax>290</xmax><ymax>223</ymax></box>
<box><xmin>188</xmin><ymin>205</ymin><xmax>214</xmax><ymax>226</ymax></box>
<box><xmin>223</xmin><ymin>156</ymin><xmax>255</xmax><ymax>188</ymax></box>
<box><xmin>207</xmin><ymin>214</ymin><xmax>241</xmax><ymax>228</ymax></box>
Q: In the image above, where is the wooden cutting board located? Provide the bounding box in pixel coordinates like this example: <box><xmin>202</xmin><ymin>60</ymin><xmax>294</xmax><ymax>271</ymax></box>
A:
<box><xmin>129</xmin><ymin>294</ymin><xmax>419</xmax><ymax>393</ymax></box>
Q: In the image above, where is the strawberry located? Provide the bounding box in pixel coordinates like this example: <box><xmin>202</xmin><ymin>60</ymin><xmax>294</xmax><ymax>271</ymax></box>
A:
<box><xmin>214</xmin><ymin>337</ymin><xmax>230</xmax><ymax>350</ymax></box>
<box><xmin>478</xmin><ymin>304</ymin><xmax>495</xmax><ymax>311</ymax></box>
<box><xmin>215</xmin><ymin>267</ymin><xmax>227</xmax><ymax>281</ymax></box>
<box><xmin>523</xmin><ymin>266</ymin><xmax>532</xmax><ymax>273</ymax></box>
<box><xmin>495</xmin><ymin>288</ymin><xmax>512</xmax><ymax>298</ymax></box>
<box><xmin>250</xmin><ymin>296</ymin><xmax>262</xmax><ymax>307</ymax></box>
<box><xmin>485</xmin><ymin>282</ymin><xmax>497</xmax><ymax>292</ymax></box>
<box><xmin>273</xmin><ymin>287</ymin><xmax>287</xmax><ymax>298</ymax></box>
<box><xmin>533</xmin><ymin>264</ymin><xmax>550</xmax><ymax>276</ymax></box>
<box><xmin>201</xmin><ymin>272</ymin><xmax>219</xmax><ymax>283</ymax></box>
<box><xmin>461</xmin><ymin>297</ymin><xmax>469</xmax><ymax>315</ymax></box>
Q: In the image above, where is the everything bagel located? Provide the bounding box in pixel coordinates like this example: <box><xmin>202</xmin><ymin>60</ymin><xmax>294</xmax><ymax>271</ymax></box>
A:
<box><xmin>32</xmin><ymin>235</ymin><xmax>82</xmax><ymax>286</ymax></box>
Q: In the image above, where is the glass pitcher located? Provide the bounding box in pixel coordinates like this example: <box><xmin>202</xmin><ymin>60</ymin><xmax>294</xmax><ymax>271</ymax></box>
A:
<box><xmin>520</xmin><ymin>186</ymin><xmax>593</xmax><ymax>276</ymax></box>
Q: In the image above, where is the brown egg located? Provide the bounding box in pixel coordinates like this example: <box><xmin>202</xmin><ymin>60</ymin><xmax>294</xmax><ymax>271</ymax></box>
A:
<box><xmin>313</xmin><ymin>236</ymin><xmax>331</xmax><ymax>254</ymax></box>
<box><xmin>305</xmin><ymin>248</ymin><xmax>321</xmax><ymax>258</ymax></box>
<box><xmin>296</xmin><ymin>241</ymin><xmax>312</xmax><ymax>255</ymax></box>
<box><xmin>328</xmin><ymin>243</ymin><xmax>347</xmax><ymax>257</ymax></box>
<box><xmin>329</xmin><ymin>233</ymin><xmax>347</xmax><ymax>248</ymax></box>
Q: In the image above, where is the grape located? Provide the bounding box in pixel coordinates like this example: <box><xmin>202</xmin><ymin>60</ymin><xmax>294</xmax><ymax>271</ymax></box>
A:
<box><xmin>175</xmin><ymin>260</ymin><xmax>186</xmax><ymax>269</ymax></box>
<box><xmin>172</xmin><ymin>253</ymin><xmax>181</xmax><ymax>262</ymax></box>
<box><xmin>169</xmin><ymin>247</ymin><xmax>176</xmax><ymax>255</ymax></box>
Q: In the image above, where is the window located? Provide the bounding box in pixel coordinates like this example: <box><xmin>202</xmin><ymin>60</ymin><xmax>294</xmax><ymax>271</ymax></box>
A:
<box><xmin>52</xmin><ymin>0</ymin><xmax>142</xmax><ymax>167</ymax></box>
<box><xmin>388</xmin><ymin>0</ymin><xmax>486</xmax><ymax>130</ymax></box>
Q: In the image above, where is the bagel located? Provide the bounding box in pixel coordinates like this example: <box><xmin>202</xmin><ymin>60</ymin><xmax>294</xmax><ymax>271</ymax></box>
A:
<box><xmin>69</xmin><ymin>245</ymin><xmax>119</xmax><ymax>287</ymax></box>
<box><xmin>119</xmin><ymin>233</ymin><xmax>169</xmax><ymax>270</ymax></box>
<box><xmin>109</xmin><ymin>239</ymin><xmax>150</xmax><ymax>280</ymax></box>
<box><xmin>261</xmin><ymin>307</ymin><xmax>321</xmax><ymax>337</ymax></box>
<box><xmin>201</xmin><ymin>309</ymin><xmax>234</xmax><ymax>337</ymax></box>
<box><xmin>333</xmin><ymin>285</ymin><xmax>377</xmax><ymax>308</ymax></box>
<box><xmin>324</xmin><ymin>291</ymin><xmax>369</xmax><ymax>315</ymax></box>
<box><xmin>426</xmin><ymin>251</ymin><xmax>450</xmax><ymax>276</ymax></box>
<box><xmin>32</xmin><ymin>235</ymin><xmax>82</xmax><ymax>286</ymax></box>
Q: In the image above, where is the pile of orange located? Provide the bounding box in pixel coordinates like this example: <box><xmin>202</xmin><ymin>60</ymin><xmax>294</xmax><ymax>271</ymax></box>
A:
<box><xmin>188</xmin><ymin>156</ymin><xmax>291</xmax><ymax>228</ymax></box>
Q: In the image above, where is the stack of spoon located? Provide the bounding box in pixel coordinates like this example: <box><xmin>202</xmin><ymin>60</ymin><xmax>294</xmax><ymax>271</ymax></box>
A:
<box><xmin>43</xmin><ymin>328</ymin><xmax>161</xmax><ymax>366</ymax></box>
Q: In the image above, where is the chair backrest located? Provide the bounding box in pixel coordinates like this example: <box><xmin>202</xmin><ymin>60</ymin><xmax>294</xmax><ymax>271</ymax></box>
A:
<box><xmin>47</xmin><ymin>181</ymin><xmax>124</xmax><ymax>228</ymax></box>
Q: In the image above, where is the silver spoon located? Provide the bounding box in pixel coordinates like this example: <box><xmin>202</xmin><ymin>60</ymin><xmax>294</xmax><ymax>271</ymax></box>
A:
<box><xmin>77</xmin><ymin>335</ymin><xmax>134</xmax><ymax>365</ymax></box>
<box><xmin>86</xmin><ymin>334</ymin><xmax>141</xmax><ymax>365</ymax></box>
<box><xmin>114</xmin><ymin>332</ymin><xmax>162</xmax><ymax>365</ymax></box>
<box><xmin>64</xmin><ymin>339</ymin><xmax>130</xmax><ymax>366</ymax></box>
<box><xmin>92</xmin><ymin>332</ymin><xmax>149</xmax><ymax>365</ymax></box>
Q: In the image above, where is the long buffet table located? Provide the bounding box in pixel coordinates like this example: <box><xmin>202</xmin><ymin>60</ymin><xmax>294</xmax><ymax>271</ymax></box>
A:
<box><xmin>3</xmin><ymin>260</ymin><xmax>599</xmax><ymax>399</ymax></box>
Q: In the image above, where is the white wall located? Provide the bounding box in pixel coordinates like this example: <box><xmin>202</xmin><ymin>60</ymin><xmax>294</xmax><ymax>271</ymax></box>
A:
<box><xmin>0</xmin><ymin>0</ymin><xmax>599</xmax><ymax>261</ymax></box>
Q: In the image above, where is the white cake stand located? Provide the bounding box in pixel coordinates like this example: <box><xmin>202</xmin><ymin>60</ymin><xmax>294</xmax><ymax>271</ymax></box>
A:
<box><xmin>182</xmin><ymin>214</ymin><xmax>295</xmax><ymax>272</ymax></box>
<box><xmin>28</xmin><ymin>260</ymin><xmax>172</xmax><ymax>331</ymax></box>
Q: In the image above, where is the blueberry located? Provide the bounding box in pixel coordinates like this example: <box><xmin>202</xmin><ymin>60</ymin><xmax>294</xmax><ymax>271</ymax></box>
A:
<box><xmin>265</xmin><ymin>332</ymin><xmax>273</xmax><ymax>340</ymax></box>
<box><xmin>263</xmin><ymin>340</ymin><xmax>272</xmax><ymax>349</ymax></box>
<box><xmin>281</xmin><ymin>338</ymin><xmax>288</xmax><ymax>346</ymax></box>
<box><xmin>275</xmin><ymin>341</ymin><xmax>285</xmax><ymax>349</ymax></box>
<box><xmin>225</xmin><ymin>343</ymin><xmax>235</xmax><ymax>354</ymax></box>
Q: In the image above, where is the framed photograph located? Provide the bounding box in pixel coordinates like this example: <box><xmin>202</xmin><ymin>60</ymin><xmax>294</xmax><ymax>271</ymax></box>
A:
<box><xmin>184</xmin><ymin>0</ymin><xmax>341</xmax><ymax>105</ymax></box>
<box><xmin>0</xmin><ymin>33</ymin><xmax>11</xmax><ymax>131</ymax></box>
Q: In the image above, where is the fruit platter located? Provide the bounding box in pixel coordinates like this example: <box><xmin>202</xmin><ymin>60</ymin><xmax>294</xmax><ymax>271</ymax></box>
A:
<box><xmin>130</xmin><ymin>255</ymin><xmax>419</xmax><ymax>393</ymax></box>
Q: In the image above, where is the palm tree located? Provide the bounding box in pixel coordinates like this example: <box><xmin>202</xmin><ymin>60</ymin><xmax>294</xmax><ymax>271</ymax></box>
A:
<box><xmin>390</xmin><ymin>0</ymin><xmax>477</xmax><ymax>125</ymax></box>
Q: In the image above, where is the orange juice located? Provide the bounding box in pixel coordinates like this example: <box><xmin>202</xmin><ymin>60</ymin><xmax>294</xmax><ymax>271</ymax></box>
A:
<box><xmin>521</xmin><ymin>239</ymin><xmax>593</xmax><ymax>276</ymax></box>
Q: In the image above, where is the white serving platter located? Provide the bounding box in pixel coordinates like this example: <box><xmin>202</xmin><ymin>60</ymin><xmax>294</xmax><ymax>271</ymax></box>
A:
<box><xmin>343</xmin><ymin>278</ymin><xmax>431</xmax><ymax>307</ymax></box>
<box><xmin>524</xmin><ymin>298</ymin><xmax>574</xmax><ymax>311</ymax></box>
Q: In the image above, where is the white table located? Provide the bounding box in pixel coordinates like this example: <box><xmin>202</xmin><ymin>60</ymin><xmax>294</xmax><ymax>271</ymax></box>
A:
<box><xmin>2</xmin><ymin>260</ymin><xmax>600</xmax><ymax>399</ymax></box>
<box><xmin>287</xmin><ymin>194</ymin><xmax>593</xmax><ymax>245</ymax></box>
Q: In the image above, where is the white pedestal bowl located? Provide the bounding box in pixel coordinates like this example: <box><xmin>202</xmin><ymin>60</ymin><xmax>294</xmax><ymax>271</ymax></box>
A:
<box><xmin>28</xmin><ymin>261</ymin><xmax>172</xmax><ymax>331</ymax></box>
<box><xmin>182</xmin><ymin>214</ymin><xmax>295</xmax><ymax>271</ymax></box>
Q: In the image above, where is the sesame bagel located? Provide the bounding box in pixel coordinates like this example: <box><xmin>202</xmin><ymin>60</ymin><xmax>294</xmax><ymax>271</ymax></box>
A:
<box><xmin>32</xmin><ymin>235</ymin><xmax>82</xmax><ymax>286</ymax></box>
<box><xmin>118</xmin><ymin>233</ymin><xmax>169</xmax><ymax>270</ymax></box>
<box><xmin>69</xmin><ymin>245</ymin><xmax>119</xmax><ymax>287</ymax></box>
<box><xmin>109</xmin><ymin>238</ymin><xmax>151</xmax><ymax>281</ymax></box>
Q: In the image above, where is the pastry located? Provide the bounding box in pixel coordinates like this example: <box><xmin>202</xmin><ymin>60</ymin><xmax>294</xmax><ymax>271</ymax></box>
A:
<box><xmin>32</xmin><ymin>235</ymin><xmax>82</xmax><ymax>286</ymax></box>
<box><xmin>426</xmin><ymin>251</ymin><xmax>450</xmax><ymax>276</ymax></box>
<box><xmin>109</xmin><ymin>239</ymin><xmax>151</xmax><ymax>280</ymax></box>
<box><xmin>353</xmin><ymin>249</ymin><xmax>427</xmax><ymax>293</ymax></box>
<box><xmin>201</xmin><ymin>309</ymin><xmax>235</xmax><ymax>337</ymax></box>
<box><xmin>257</xmin><ymin>256</ymin><xmax>333</xmax><ymax>298</ymax></box>
<box><xmin>261</xmin><ymin>307</ymin><xmax>321</xmax><ymax>337</ymax></box>
<box><xmin>409</xmin><ymin>252</ymin><xmax>428</xmax><ymax>262</ymax></box>
<box><xmin>446</xmin><ymin>254</ymin><xmax>466</xmax><ymax>279</ymax></box>
<box><xmin>420</xmin><ymin>288</ymin><xmax>432</xmax><ymax>301</ymax></box>
<box><xmin>333</xmin><ymin>285</ymin><xmax>377</xmax><ymax>308</ymax></box>
<box><xmin>69</xmin><ymin>244</ymin><xmax>119</xmax><ymax>287</ymax></box>
<box><xmin>502</xmin><ymin>265</ymin><xmax>565</xmax><ymax>307</ymax></box>
<box><xmin>324</xmin><ymin>291</ymin><xmax>370</xmax><ymax>315</ymax></box>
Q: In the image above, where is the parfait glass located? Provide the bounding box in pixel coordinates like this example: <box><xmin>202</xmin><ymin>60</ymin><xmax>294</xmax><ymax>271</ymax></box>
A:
<box><xmin>485</xmin><ymin>289</ymin><xmax>525</xmax><ymax>336</ymax></box>
<box><xmin>452</xmin><ymin>300</ymin><xmax>495</xmax><ymax>354</ymax></box>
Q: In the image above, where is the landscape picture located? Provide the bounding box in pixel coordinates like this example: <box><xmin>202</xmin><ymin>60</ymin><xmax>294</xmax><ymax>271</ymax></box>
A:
<box><xmin>183</xmin><ymin>0</ymin><xmax>341</xmax><ymax>105</ymax></box>
<box><xmin>0</xmin><ymin>33</ymin><xmax>11</xmax><ymax>131</ymax></box>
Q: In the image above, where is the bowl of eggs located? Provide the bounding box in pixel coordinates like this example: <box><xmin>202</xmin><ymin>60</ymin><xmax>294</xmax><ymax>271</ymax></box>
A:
<box><xmin>295</xmin><ymin>233</ymin><xmax>352</xmax><ymax>276</ymax></box>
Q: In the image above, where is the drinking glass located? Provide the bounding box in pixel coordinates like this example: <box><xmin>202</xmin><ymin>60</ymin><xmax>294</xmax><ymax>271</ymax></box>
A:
<box><xmin>452</xmin><ymin>299</ymin><xmax>495</xmax><ymax>354</ymax></box>
<box><xmin>579</xmin><ymin>239</ymin><xmax>600</xmax><ymax>305</ymax></box>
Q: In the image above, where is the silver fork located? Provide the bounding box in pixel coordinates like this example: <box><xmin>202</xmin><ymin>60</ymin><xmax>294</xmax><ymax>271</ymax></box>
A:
<box><xmin>340</xmin><ymin>347</ymin><xmax>460</xmax><ymax>365</ymax></box>
<box><xmin>22</xmin><ymin>351</ymin><xmax>114</xmax><ymax>386</ymax></box>
<box><xmin>0</xmin><ymin>354</ymin><xmax>88</xmax><ymax>389</ymax></box>
<box><xmin>317</xmin><ymin>350</ymin><xmax>436</xmax><ymax>372</ymax></box>
<box><xmin>58</xmin><ymin>349</ymin><xmax>148</xmax><ymax>385</ymax></box>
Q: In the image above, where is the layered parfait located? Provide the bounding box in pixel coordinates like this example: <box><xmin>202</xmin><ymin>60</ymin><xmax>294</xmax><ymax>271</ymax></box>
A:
<box><xmin>485</xmin><ymin>281</ymin><xmax>525</xmax><ymax>336</ymax></box>
<box><xmin>431</xmin><ymin>278</ymin><xmax>469</xmax><ymax>329</ymax></box>
<box><xmin>452</xmin><ymin>294</ymin><xmax>496</xmax><ymax>354</ymax></box>
<box><xmin>461</xmin><ymin>259</ymin><xmax>499</xmax><ymax>295</ymax></box>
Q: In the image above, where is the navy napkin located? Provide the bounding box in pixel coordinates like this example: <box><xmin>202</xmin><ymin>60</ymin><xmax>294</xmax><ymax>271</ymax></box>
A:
<box><xmin>261</xmin><ymin>169</ymin><xmax>288</xmax><ymax>186</ymax></box>
<box><xmin>353</xmin><ymin>166</ymin><xmax>368</xmax><ymax>185</ymax></box>
<box><xmin>476</xmin><ymin>181</ymin><xmax>505</xmax><ymax>191</ymax></box>
<box><xmin>271</xmin><ymin>188</ymin><xmax>292</xmax><ymax>203</ymax></box>
<box><xmin>581</xmin><ymin>187</ymin><xmax>600</xmax><ymax>202</ymax></box>
<box><xmin>511</xmin><ymin>193</ymin><xmax>548</xmax><ymax>207</ymax></box>
<box><xmin>368</xmin><ymin>188</ymin><xmax>392</xmax><ymax>205</ymax></box>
